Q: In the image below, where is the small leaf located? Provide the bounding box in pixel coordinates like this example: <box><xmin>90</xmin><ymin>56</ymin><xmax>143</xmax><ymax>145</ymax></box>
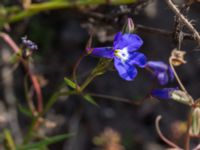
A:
<box><xmin>83</xmin><ymin>94</ymin><xmax>98</xmax><ymax>106</ymax></box>
<box><xmin>18</xmin><ymin>133</ymin><xmax>75</xmax><ymax>150</ymax></box>
<box><xmin>64</xmin><ymin>77</ymin><xmax>76</xmax><ymax>89</ymax></box>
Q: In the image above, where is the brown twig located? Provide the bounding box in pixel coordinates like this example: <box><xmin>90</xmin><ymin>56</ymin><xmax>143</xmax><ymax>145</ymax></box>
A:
<box><xmin>155</xmin><ymin>115</ymin><xmax>183</xmax><ymax>150</ymax></box>
<box><xmin>0</xmin><ymin>32</ymin><xmax>43</xmax><ymax>113</ymax></box>
<box><xmin>165</xmin><ymin>0</ymin><xmax>200</xmax><ymax>45</ymax></box>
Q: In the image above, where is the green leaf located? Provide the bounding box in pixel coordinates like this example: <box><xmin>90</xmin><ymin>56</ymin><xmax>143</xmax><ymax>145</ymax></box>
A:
<box><xmin>83</xmin><ymin>94</ymin><xmax>98</xmax><ymax>106</ymax></box>
<box><xmin>4</xmin><ymin>129</ymin><xmax>16</xmax><ymax>150</ymax></box>
<box><xmin>64</xmin><ymin>77</ymin><xmax>76</xmax><ymax>89</ymax></box>
<box><xmin>18</xmin><ymin>133</ymin><xmax>75</xmax><ymax>150</ymax></box>
<box><xmin>18</xmin><ymin>104</ymin><xmax>33</xmax><ymax>118</ymax></box>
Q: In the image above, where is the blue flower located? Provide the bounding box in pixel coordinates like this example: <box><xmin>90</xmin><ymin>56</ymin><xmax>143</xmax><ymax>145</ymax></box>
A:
<box><xmin>151</xmin><ymin>88</ymin><xmax>178</xmax><ymax>99</ymax></box>
<box><xmin>90</xmin><ymin>32</ymin><xmax>147</xmax><ymax>81</ymax></box>
<box><xmin>146</xmin><ymin>61</ymin><xmax>174</xmax><ymax>85</ymax></box>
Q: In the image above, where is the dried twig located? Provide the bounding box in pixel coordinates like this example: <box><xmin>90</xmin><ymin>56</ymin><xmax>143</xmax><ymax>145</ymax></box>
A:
<box><xmin>165</xmin><ymin>0</ymin><xmax>200</xmax><ymax>45</ymax></box>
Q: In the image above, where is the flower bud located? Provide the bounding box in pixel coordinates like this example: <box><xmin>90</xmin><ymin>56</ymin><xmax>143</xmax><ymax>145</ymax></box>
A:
<box><xmin>21</xmin><ymin>36</ymin><xmax>38</xmax><ymax>58</ymax></box>
<box><xmin>151</xmin><ymin>88</ymin><xmax>193</xmax><ymax>106</ymax></box>
<box><xmin>171</xmin><ymin>90</ymin><xmax>193</xmax><ymax>105</ymax></box>
<box><xmin>122</xmin><ymin>18</ymin><xmax>135</xmax><ymax>34</ymax></box>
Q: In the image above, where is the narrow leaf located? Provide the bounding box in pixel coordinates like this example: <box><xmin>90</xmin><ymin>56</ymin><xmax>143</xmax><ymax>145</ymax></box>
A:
<box><xmin>64</xmin><ymin>77</ymin><xmax>76</xmax><ymax>89</ymax></box>
<box><xmin>18</xmin><ymin>133</ymin><xmax>75</xmax><ymax>150</ymax></box>
<box><xmin>83</xmin><ymin>94</ymin><xmax>98</xmax><ymax>106</ymax></box>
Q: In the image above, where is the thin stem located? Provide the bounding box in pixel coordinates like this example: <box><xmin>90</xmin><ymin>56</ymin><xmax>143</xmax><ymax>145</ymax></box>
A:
<box><xmin>42</xmin><ymin>90</ymin><xmax>76</xmax><ymax>115</ymax></box>
<box><xmin>88</xmin><ymin>92</ymin><xmax>132</xmax><ymax>104</ymax></box>
<box><xmin>79</xmin><ymin>73</ymin><xmax>97</xmax><ymax>92</ymax></box>
<box><xmin>155</xmin><ymin>115</ymin><xmax>183</xmax><ymax>149</ymax></box>
<box><xmin>169</xmin><ymin>57</ymin><xmax>194</xmax><ymax>104</ymax></box>
<box><xmin>0</xmin><ymin>32</ymin><xmax>43</xmax><ymax>113</ymax></box>
<box><xmin>23</xmin><ymin>116</ymin><xmax>38</xmax><ymax>144</ymax></box>
<box><xmin>72</xmin><ymin>52</ymin><xmax>86</xmax><ymax>90</ymax></box>
<box><xmin>169</xmin><ymin>58</ymin><xmax>187</xmax><ymax>93</ymax></box>
<box><xmin>24</xmin><ymin>75</ymin><xmax>37</xmax><ymax>115</ymax></box>
<box><xmin>88</xmin><ymin>92</ymin><xmax>149</xmax><ymax>106</ymax></box>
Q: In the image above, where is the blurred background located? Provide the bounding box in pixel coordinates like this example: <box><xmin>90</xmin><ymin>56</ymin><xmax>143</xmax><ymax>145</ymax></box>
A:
<box><xmin>0</xmin><ymin>0</ymin><xmax>200</xmax><ymax>149</ymax></box>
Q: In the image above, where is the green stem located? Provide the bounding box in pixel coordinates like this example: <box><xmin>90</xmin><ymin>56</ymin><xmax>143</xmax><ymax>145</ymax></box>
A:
<box><xmin>23</xmin><ymin>117</ymin><xmax>38</xmax><ymax>144</ymax></box>
<box><xmin>42</xmin><ymin>90</ymin><xmax>76</xmax><ymax>116</ymax></box>
<box><xmin>79</xmin><ymin>73</ymin><xmax>97</xmax><ymax>92</ymax></box>
<box><xmin>2</xmin><ymin>0</ymin><xmax>136</xmax><ymax>24</ymax></box>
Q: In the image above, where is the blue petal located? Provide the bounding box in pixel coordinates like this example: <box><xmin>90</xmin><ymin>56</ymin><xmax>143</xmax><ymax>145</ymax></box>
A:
<box><xmin>157</xmin><ymin>72</ymin><xmax>168</xmax><ymax>85</ymax></box>
<box><xmin>127</xmin><ymin>52</ymin><xmax>147</xmax><ymax>68</ymax></box>
<box><xmin>168</xmin><ymin>65</ymin><xmax>174</xmax><ymax>81</ymax></box>
<box><xmin>151</xmin><ymin>88</ymin><xmax>177</xmax><ymax>99</ymax></box>
<box><xmin>113</xmin><ymin>32</ymin><xmax>143</xmax><ymax>52</ymax></box>
<box><xmin>114</xmin><ymin>58</ymin><xmax>137</xmax><ymax>81</ymax></box>
<box><xmin>146</xmin><ymin>61</ymin><xmax>168</xmax><ymax>72</ymax></box>
<box><xmin>91</xmin><ymin>47</ymin><xmax>114</xmax><ymax>58</ymax></box>
<box><xmin>113</xmin><ymin>32</ymin><xmax>123</xmax><ymax>45</ymax></box>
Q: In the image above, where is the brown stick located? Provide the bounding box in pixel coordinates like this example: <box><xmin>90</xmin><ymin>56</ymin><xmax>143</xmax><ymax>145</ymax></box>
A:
<box><xmin>165</xmin><ymin>0</ymin><xmax>200</xmax><ymax>45</ymax></box>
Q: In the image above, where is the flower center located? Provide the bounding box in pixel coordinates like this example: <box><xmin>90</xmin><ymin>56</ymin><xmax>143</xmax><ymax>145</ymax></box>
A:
<box><xmin>114</xmin><ymin>48</ymin><xmax>129</xmax><ymax>62</ymax></box>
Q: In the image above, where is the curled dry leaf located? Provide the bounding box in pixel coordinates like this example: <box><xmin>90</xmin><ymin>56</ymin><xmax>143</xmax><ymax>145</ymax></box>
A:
<box><xmin>170</xmin><ymin>49</ymin><xmax>186</xmax><ymax>66</ymax></box>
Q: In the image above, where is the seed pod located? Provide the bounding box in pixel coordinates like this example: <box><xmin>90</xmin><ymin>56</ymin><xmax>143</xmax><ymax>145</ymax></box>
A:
<box><xmin>122</xmin><ymin>18</ymin><xmax>135</xmax><ymax>34</ymax></box>
<box><xmin>190</xmin><ymin>107</ymin><xmax>200</xmax><ymax>136</ymax></box>
<box><xmin>171</xmin><ymin>90</ymin><xmax>193</xmax><ymax>106</ymax></box>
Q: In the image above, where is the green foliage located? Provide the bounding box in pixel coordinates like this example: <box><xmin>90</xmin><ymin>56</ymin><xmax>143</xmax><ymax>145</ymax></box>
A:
<box><xmin>17</xmin><ymin>133</ymin><xmax>74</xmax><ymax>150</ymax></box>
